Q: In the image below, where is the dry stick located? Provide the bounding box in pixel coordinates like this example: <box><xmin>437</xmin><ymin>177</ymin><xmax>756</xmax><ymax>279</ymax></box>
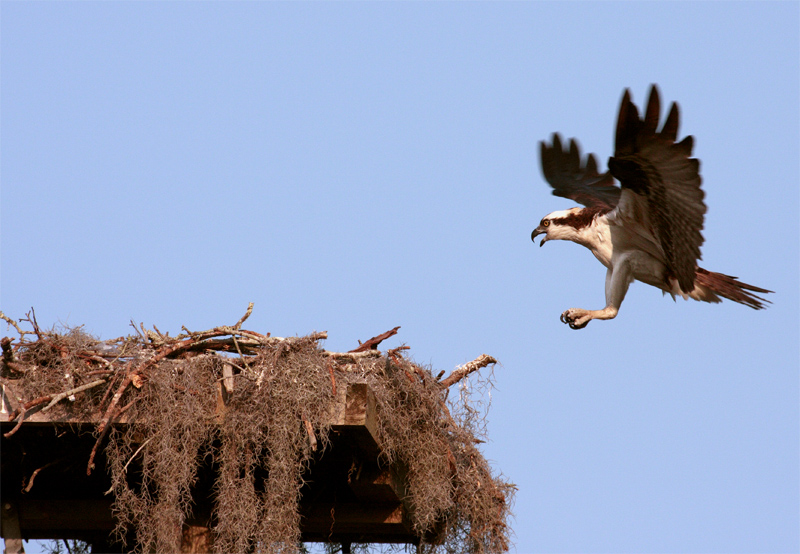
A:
<box><xmin>23</xmin><ymin>459</ymin><xmax>63</xmax><ymax>493</ymax></box>
<box><xmin>6</xmin><ymin>394</ymin><xmax>53</xmax><ymax>421</ymax></box>
<box><xmin>0</xmin><ymin>311</ymin><xmax>28</xmax><ymax>339</ymax></box>
<box><xmin>230</xmin><ymin>334</ymin><xmax>251</xmax><ymax>372</ymax></box>
<box><xmin>233</xmin><ymin>302</ymin><xmax>254</xmax><ymax>330</ymax></box>
<box><xmin>85</xmin><ymin>369</ymin><xmax>114</xmax><ymax>378</ymax></box>
<box><xmin>87</xmin><ymin>398</ymin><xmax>137</xmax><ymax>477</ymax></box>
<box><xmin>26</xmin><ymin>308</ymin><xmax>42</xmax><ymax>340</ymax></box>
<box><xmin>349</xmin><ymin>326</ymin><xmax>400</xmax><ymax>353</ymax></box>
<box><xmin>130</xmin><ymin>320</ymin><xmax>146</xmax><ymax>341</ymax></box>
<box><xmin>104</xmin><ymin>436</ymin><xmax>155</xmax><ymax>496</ymax></box>
<box><xmin>3</xmin><ymin>405</ymin><xmax>27</xmax><ymax>438</ymax></box>
<box><xmin>41</xmin><ymin>379</ymin><xmax>107</xmax><ymax>413</ymax></box>
<box><xmin>115</xmin><ymin>398</ymin><xmax>137</xmax><ymax>419</ymax></box>
<box><xmin>439</xmin><ymin>354</ymin><xmax>498</xmax><ymax>389</ymax></box>
<box><xmin>324</xmin><ymin>350</ymin><xmax>382</xmax><ymax>362</ymax></box>
<box><xmin>4</xmin><ymin>379</ymin><xmax>108</xmax><ymax>438</ymax></box>
<box><xmin>302</xmin><ymin>418</ymin><xmax>317</xmax><ymax>451</ymax></box>
<box><xmin>97</xmin><ymin>361</ymin><xmax>129</xmax><ymax>409</ymax></box>
<box><xmin>79</xmin><ymin>353</ymin><xmax>113</xmax><ymax>368</ymax></box>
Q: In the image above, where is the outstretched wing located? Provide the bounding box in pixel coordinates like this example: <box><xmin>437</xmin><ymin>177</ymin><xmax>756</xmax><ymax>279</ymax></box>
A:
<box><xmin>539</xmin><ymin>133</ymin><xmax>621</xmax><ymax>211</ymax></box>
<box><xmin>608</xmin><ymin>85</ymin><xmax>706</xmax><ymax>293</ymax></box>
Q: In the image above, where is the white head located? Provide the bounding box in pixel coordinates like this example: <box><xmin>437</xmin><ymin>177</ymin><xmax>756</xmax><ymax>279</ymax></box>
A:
<box><xmin>530</xmin><ymin>207</ymin><xmax>596</xmax><ymax>247</ymax></box>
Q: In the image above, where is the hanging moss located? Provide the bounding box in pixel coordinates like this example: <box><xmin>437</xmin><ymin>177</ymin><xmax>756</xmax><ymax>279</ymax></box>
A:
<box><xmin>1</xmin><ymin>310</ymin><xmax>514</xmax><ymax>553</ymax></box>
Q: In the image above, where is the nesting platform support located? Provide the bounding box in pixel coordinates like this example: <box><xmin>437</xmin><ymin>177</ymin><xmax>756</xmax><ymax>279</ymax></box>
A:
<box><xmin>0</xmin><ymin>383</ymin><xmax>428</xmax><ymax>551</ymax></box>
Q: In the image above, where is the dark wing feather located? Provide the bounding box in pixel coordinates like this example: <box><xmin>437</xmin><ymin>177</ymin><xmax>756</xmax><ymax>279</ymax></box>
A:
<box><xmin>608</xmin><ymin>85</ymin><xmax>706</xmax><ymax>293</ymax></box>
<box><xmin>539</xmin><ymin>133</ymin><xmax>621</xmax><ymax>211</ymax></box>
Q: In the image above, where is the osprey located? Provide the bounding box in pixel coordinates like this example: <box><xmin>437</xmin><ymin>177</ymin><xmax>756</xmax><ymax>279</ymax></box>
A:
<box><xmin>531</xmin><ymin>85</ymin><xmax>771</xmax><ymax>329</ymax></box>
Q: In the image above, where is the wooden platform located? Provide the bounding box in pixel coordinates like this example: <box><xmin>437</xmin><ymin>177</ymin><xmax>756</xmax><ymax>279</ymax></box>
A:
<box><xmin>1</xmin><ymin>383</ymin><xmax>428</xmax><ymax>551</ymax></box>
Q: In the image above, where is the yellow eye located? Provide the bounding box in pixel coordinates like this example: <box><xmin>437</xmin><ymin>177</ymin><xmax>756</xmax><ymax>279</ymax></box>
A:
<box><xmin>542</xmin><ymin>220</ymin><xmax>550</xmax><ymax>227</ymax></box>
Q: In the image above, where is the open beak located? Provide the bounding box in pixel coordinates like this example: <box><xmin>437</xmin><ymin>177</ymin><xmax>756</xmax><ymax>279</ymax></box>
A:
<box><xmin>531</xmin><ymin>226</ymin><xmax>548</xmax><ymax>247</ymax></box>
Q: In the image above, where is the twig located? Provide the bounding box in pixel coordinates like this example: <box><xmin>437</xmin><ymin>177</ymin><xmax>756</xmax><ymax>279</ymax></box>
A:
<box><xmin>23</xmin><ymin>459</ymin><xmax>63</xmax><ymax>493</ymax></box>
<box><xmin>4</xmin><ymin>378</ymin><xmax>107</xmax><ymax>433</ymax></box>
<box><xmin>386</xmin><ymin>345</ymin><xmax>411</xmax><ymax>370</ymax></box>
<box><xmin>439</xmin><ymin>355</ymin><xmax>498</xmax><ymax>389</ymax></box>
<box><xmin>302</xmin><ymin>418</ymin><xmax>317</xmax><ymax>451</ymax></box>
<box><xmin>130</xmin><ymin>320</ymin><xmax>145</xmax><ymax>341</ymax></box>
<box><xmin>85</xmin><ymin>369</ymin><xmax>114</xmax><ymax>378</ymax></box>
<box><xmin>77</xmin><ymin>353</ymin><xmax>113</xmax><ymax>368</ymax></box>
<box><xmin>97</xmin><ymin>360</ymin><xmax>129</xmax><ymax>409</ymax></box>
<box><xmin>88</xmin><ymin>396</ymin><xmax>135</xmax><ymax>475</ymax></box>
<box><xmin>6</xmin><ymin>395</ymin><xmax>52</xmax><ymax>422</ymax></box>
<box><xmin>3</xmin><ymin>404</ymin><xmax>26</xmax><ymax>438</ymax></box>
<box><xmin>349</xmin><ymin>326</ymin><xmax>400</xmax><ymax>353</ymax></box>
<box><xmin>104</xmin><ymin>435</ymin><xmax>155</xmax><ymax>495</ymax></box>
<box><xmin>41</xmin><ymin>379</ymin><xmax>107</xmax><ymax>413</ymax></box>
<box><xmin>233</xmin><ymin>302</ymin><xmax>254</xmax><ymax>330</ymax></box>
<box><xmin>230</xmin><ymin>334</ymin><xmax>251</xmax><ymax>372</ymax></box>
<box><xmin>115</xmin><ymin>398</ymin><xmax>137</xmax><ymax>419</ymax></box>
<box><xmin>324</xmin><ymin>350</ymin><xmax>383</xmax><ymax>362</ymax></box>
<box><xmin>152</xmin><ymin>324</ymin><xmax>166</xmax><ymax>340</ymax></box>
<box><xmin>0</xmin><ymin>312</ymin><xmax>29</xmax><ymax>340</ymax></box>
<box><xmin>27</xmin><ymin>308</ymin><xmax>42</xmax><ymax>340</ymax></box>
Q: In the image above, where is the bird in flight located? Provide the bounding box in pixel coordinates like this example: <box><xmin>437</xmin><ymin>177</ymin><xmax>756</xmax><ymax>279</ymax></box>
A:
<box><xmin>531</xmin><ymin>85</ymin><xmax>771</xmax><ymax>329</ymax></box>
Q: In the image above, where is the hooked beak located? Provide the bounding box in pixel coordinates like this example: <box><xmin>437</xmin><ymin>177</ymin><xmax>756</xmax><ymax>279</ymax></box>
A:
<box><xmin>531</xmin><ymin>226</ymin><xmax>548</xmax><ymax>247</ymax></box>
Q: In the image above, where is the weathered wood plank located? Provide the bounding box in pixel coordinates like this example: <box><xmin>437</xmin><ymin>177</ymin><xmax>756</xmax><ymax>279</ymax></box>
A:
<box><xmin>1</xmin><ymin>501</ymin><xmax>25</xmax><ymax>554</ymax></box>
<box><xmin>330</xmin><ymin>383</ymin><xmax>381</xmax><ymax>458</ymax></box>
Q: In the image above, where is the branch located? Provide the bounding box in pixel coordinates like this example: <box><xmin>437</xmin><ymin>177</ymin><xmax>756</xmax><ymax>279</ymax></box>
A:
<box><xmin>439</xmin><ymin>354</ymin><xmax>498</xmax><ymax>388</ymax></box>
<box><xmin>41</xmin><ymin>379</ymin><xmax>107</xmax><ymax>413</ymax></box>
<box><xmin>324</xmin><ymin>350</ymin><xmax>383</xmax><ymax>363</ymax></box>
<box><xmin>349</xmin><ymin>326</ymin><xmax>400</xmax><ymax>353</ymax></box>
<box><xmin>23</xmin><ymin>458</ymin><xmax>64</xmax><ymax>493</ymax></box>
<box><xmin>0</xmin><ymin>312</ymin><xmax>30</xmax><ymax>341</ymax></box>
<box><xmin>233</xmin><ymin>302</ymin><xmax>254</xmax><ymax>330</ymax></box>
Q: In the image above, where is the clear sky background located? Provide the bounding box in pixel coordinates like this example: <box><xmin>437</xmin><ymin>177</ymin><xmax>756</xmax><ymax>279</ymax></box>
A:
<box><xmin>2</xmin><ymin>2</ymin><xmax>798</xmax><ymax>553</ymax></box>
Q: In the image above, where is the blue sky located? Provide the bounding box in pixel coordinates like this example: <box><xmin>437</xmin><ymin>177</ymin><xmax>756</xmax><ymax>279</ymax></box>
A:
<box><xmin>2</xmin><ymin>2</ymin><xmax>798</xmax><ymax>553</ymax></box>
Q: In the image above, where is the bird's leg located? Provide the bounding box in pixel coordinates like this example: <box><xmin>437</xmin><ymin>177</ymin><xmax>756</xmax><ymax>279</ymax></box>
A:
<box><xmin>561</xmin><ymin>257</ymin><xmax>633</xmax><ymax>329</ymax></box>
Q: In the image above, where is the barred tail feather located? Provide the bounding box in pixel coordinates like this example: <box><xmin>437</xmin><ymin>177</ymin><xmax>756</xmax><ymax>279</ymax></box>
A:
<box><xmin>692</xmin><ymin>267</ymin><xmax>772</xmax><ymax>310</ymax></box>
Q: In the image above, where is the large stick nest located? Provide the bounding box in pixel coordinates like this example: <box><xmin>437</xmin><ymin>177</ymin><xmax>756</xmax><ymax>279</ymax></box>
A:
<box><xmin>1</xmin><ymin>306</ymin><xmax>515</xmax><ymax>553</ymax></box>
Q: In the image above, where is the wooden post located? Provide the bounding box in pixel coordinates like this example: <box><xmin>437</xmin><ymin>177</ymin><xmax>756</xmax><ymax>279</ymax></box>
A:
<box><xmin>180</xmin><ymin>523</ymin><xmax>212</xmax><ymax>554</ymax></box>
<box><xmin>1</xmin><ymin>502</ymin><xmax>25</xmax><ymax>554</ymax></box>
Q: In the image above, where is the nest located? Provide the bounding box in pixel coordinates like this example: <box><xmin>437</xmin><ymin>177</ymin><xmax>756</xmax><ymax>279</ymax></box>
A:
<box><xmin>1</xmin><ymin>306</ymin><xmax>514</xmax><ymax>553</ymax></box>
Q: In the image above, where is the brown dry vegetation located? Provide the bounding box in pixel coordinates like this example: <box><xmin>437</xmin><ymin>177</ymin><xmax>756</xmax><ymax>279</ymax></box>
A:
<box><xmin>1</xmin><ymin>308</ymin><xmax>514</xmax><ymax>554</ymax></box>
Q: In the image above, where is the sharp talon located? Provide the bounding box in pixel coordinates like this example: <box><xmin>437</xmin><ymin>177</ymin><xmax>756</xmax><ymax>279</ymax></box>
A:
<box><xmin>561</xmin><ymin>310</ymin><xmax>576</xmax><ymax>325</ymax></box>
<box><xmin>570</xmin><ymin>319</ymin><xmax>589</xmax><ymax>330</ymax></box>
